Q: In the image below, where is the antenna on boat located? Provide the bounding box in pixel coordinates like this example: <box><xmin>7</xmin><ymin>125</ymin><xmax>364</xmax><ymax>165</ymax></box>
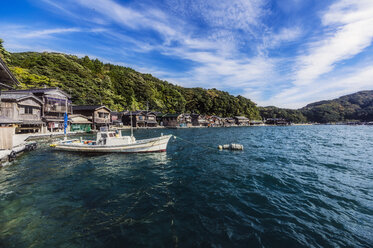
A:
<box><xmin>130</xmin><ymin>109</ymin><xmax>133</xmax><ymax>137</ymax></box>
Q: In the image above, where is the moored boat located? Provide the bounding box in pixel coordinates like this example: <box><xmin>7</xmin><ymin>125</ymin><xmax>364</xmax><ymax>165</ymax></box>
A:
<box><xmin>50</xmin><ymin>129</ymin><xmax>172</xmax><ymax>153</ymax></box>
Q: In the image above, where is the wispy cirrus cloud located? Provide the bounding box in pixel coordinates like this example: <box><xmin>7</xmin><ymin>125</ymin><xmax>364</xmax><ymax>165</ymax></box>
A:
<box><xmin>294</xmin><ymin>0</ymin><xmax>373</xmax><ymax>85</ymax></box>
<box><xmin>2</xmin><ymin>0</ymin><xmax>373</xmax><ymax>108</ymax></box>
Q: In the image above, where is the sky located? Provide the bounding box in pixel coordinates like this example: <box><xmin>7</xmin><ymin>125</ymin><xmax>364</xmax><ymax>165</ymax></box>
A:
<box><xmin>1</xmin><ymin>0</ymin><xmax>373</xmax><ymax>108</ymax></box>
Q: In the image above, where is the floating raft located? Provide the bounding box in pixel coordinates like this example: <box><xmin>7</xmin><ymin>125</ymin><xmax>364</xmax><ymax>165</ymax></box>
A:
<box><xmin>218</xmin><ymin>143</ymin><xmax>243</xmax><ymax>151</ymax></box>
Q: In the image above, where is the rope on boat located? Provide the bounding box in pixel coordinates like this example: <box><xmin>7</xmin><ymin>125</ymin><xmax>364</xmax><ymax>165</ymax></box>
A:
<box><xmin>172</xmin><ymin>135</ymin><xmax>216</xmax><ymax>151</ymax></box>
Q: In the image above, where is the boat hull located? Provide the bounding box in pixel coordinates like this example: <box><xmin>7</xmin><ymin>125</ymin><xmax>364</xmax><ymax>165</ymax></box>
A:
<box><xmin>52</xmin><ymin>135</ymin><xmax>172</xmax><ymax>153</ymax></box>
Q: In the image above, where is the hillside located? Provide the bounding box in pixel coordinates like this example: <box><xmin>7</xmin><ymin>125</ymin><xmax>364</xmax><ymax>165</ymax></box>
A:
<box><xmin>0</xmin><ymin>39</ymin><xmax>260</xmax><ymax>119</ymax></box>
<box><xmin>258</xmin><ymin>106</ymin><xmax>307</xmax><ymax>123</ymax></box>
<box><xmin>301</xmin><ymin>91</ymin><xmax>373</xmax><ymax>123</ymax></box>
<box><xmin>2</xmin><ymin>39</ymin><xmax>372</xmax><ymax>123</ymax></box>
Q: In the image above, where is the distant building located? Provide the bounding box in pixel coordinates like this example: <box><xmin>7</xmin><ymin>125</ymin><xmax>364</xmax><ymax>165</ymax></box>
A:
<box><xmin>249</xmin><ymin>120</ymin><xmax>264</xmax><ymax>126</ymax></box>
<box><xmin>122</xmin><ymin>111</ymin><xmax>157</xmax><ymax>127</ymax></box>
<box><xmin>222</xmin><ymin>117</ymin><xmax>235</xmax><ymax>126</ymax></box>
<box><xmin>162</xmin><ymin>113</ymin><xmax>182</xmax><ymax>127</ymax></box>
<box><xmin>207</xmin><ymin>115</ymin><xmax>223</xmax><ymax>127</ymax></box>
<box><xmin>72</xmin><ymin>105</ymin><xmax>111</xmax><ymax>130</ymax></box>
<box><xmin>69</xmin><ymin>114</ymin><xmax>92</xmax><ymax>132</ymax></box>
<box><xmin>265</xmin><ymin>118</ymin><xmax>288</xmax><ymax>125</ymax></box>
<box><xmin>234</xmin><ymin>116</ymin><xmax>250</xmax><ymax>126</ymax></box>
<box><xmin>191</xmin><ymin>114</ymin><xmax>208</xmax><ymax>127</ymax></box>
<box><xmin>6</xmin><ymin>87</ymin><xmax>72</xmax><ymax>132</ymax></box>
<box><xmin>111</xmin><ymin>111</ymin><xmax>124</xmax><ymax>126</ymax></box>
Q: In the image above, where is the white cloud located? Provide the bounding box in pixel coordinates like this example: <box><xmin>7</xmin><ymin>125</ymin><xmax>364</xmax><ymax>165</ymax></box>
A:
<box><xmin>4</xmin><ymin>0</ymin><xmax>373</xmax><ymax>109</ymax></box>
<box><xmin>21</xmin><ymin>28</ymin><xmax>81</xmax><ymax>38</ymax></box>
<box><xmin>294</xmin><ymin>1</ymin><xmax>373</xmax><ymax>85</ymax></box>
<box><xmin>258</xmin><ymin>62</ymin><xmax>373</xmax><ymax>108</ymax></box>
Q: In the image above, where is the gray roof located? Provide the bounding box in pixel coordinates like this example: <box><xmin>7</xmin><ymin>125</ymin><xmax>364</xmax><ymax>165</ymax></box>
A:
<box><xmin>234</xmin><ymin>116</ymin><xmax>249</xmax><ymax>120</ymax></box>
<box><xmin>73</xmin><ymin>105</ymin><xmax>111</xmax><ymax>112</ymax></box>
<box><xmin>0</xmin><ymin>92</ymin><xmax>43</xmax><ymax>104</ymax></box>
<box><xmin>6</xmin><ymin>87</ymin><xmax>71</xmax><ymax>98</ymax></box>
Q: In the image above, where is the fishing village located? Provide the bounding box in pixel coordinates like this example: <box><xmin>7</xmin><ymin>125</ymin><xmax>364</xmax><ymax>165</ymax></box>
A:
<box><xmin>1</xmin><ymin>1</ymin><xmax>373</xmax><ymax>247</ymax></box>
<box><xmin>0</xmin><ymin>57</ymin><xmax>286</xmax><ymax>165</ymax></box>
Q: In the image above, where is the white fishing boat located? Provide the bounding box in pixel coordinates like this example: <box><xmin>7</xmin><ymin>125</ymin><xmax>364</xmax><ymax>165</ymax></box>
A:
<box><xmin>50</xmin><ymin>129</ymin><xmax>172</xmax><ymax>153</ymax></box>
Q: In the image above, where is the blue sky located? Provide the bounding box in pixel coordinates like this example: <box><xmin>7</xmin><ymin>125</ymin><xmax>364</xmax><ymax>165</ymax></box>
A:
<box><xmin>1</xmin><ymin>0</ymin><xmax>373</xmax><ymax>108</ymax></box>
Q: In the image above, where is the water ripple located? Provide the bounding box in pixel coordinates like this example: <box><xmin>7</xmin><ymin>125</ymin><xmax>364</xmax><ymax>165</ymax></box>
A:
<box><xmin>0</xmin><ymin>126</ymin><xmax>372</xmax><ymax>247</ymax></box>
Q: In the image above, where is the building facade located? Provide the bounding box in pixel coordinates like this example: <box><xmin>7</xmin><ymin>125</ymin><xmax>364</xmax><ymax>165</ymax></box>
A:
<box><xmin>69</xmin><ymin>114</ymin><xmax>92</xmax><ymax>132</ymax></box>
<box><xmin>5</xmin><ymin>88</ymin><xmax>72</xmax><ymax>132</ymax></box>
<box><xmin>72</xmin><ymin>105</ymin><xmax>111</xmax><ymax>129</ymax></box>
<box><xmin>0</xmin><ymin>92</ymin><xmax>43</xmax><ymax>133</ymax></box>
<box><xmin>122</xmin><ymin>111</ymin><xmax>158</xmax><ymax>127</ymax></box>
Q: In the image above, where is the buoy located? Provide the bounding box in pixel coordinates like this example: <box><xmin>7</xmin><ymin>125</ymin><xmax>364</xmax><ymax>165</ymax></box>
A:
<box><xmin>218</xmin><ymin>143</ymin><xmax>243</xmax><ymax>150</ymax></box>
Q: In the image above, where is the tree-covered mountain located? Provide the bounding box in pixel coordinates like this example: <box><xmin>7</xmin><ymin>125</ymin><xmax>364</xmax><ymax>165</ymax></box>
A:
<box><xmin>301</xmin><ymin>91</ymin><xmax>373</xmax><ymax>123</ymax></box>
<box><xmin>0</xmin><ymin>39</ymin><xmax>260</xmax><ymax>119</ymax></box>
<box><xmin>259</xmin><ymin>106</ymin><xmax>307</xmax><ymax>123</ymax></box>
<box><xmin>2</xmin><ymin>39</ymin><xmax>372</xmax><ymax>123</ymax></box>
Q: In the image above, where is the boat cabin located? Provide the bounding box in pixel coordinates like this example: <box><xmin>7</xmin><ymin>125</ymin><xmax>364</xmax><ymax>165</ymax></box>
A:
<box><xmin>95</xmin><ymin>130</ymin><xmax>135</xmax><ymax>146</ymax></box>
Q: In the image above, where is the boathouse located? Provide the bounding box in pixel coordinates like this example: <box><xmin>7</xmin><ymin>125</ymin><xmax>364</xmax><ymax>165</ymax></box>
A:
<box><xmin>6</xmin><ymin>87</ymin><xmax>72</xmax><ymax>132</ymax></box>
<box><xmin>0</xmin><ymin>92</ymin><xmax>44</xmax><ymax>133</ymax></box>
<box><xmin>222</xmin><ymin>117</ymin><xmax>235</xmax><ymax>126</ymax></box>
<box><xmin>234</xmin><ymin>116</ymin><xmax>250</xmax><ymax>126</ymax></box>
<box><xmin>69</xmin><ymin>114</ymin><xmax>92</xmax><ymax>132</ymax></box>
<box><xmin>191</xmin><ymin>114</ymin><xmax>209</xmax><ymax>127</ymax></box>
<box><xmin>207</xmin><ymin>115</ymin><xmax>223</xmax><ymax>127</ymax></box>
<box><xmin>72</xmin><ymin>105</ymin><xmax>111</xmax><ymax>130</ymax></box>
<box><xmin>110</xmin><ymin>111</ymin><xmax>123</xmax><ymax>126</ymax></box>
<box><xmin>122</xmin><ymin>111</ymin><xmax>158</xmax><ymax>127</ymax></box>
<box><xmin>265</xmin><ymin>118</ymin><xmax>289</xmax><ymax>125</ymax></box>
<box><xmin>161</xmin><ymin>113</ymin><xmax>192</xmax><ymax>128</ymax></box>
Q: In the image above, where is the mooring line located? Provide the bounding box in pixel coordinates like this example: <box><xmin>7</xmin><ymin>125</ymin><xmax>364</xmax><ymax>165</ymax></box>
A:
<box><xmin>172</xmin><ymin>135</ymin><xmax>216</xmax><ymax>151</ymax></box>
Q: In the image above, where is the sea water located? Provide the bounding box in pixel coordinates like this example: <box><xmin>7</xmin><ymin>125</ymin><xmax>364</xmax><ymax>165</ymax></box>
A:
<box><xmin>0</xmin><ymin>126</ymin><xmax>372</xmax><ymax>247</ymax></box>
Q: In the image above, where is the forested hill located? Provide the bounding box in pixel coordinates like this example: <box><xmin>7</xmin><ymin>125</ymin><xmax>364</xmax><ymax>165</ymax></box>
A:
<box><xmin>301</xmin><ymin>91</ymin><xmax>373</xmax><ymax>123</ymax></box>
<box><xmin>2</xmin><ymin>39</ymin><xmax>372</xmax><ymax>123</ymax></box>
<box><xmin>0</xmin><ymin>39</ymin><xmax>260</xmax><ymax>119</ymax></box>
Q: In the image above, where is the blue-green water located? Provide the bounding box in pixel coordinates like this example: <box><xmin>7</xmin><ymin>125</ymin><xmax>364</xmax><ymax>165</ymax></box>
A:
<box><xmin>0</xmin><ymin>126</ymin><xmax>372</xmax><ymax>247</ymax></box>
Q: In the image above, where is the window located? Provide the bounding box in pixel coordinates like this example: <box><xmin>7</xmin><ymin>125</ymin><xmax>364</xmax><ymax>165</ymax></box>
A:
<box><xmin>98</xmin><ymin>112</ymin><xmax>108</xmax><ymax>118</ymax></box>
<box><xmin>24</xmin><ymin>106</ymin><xmax>33</xmax><ymax>114</ymax></box>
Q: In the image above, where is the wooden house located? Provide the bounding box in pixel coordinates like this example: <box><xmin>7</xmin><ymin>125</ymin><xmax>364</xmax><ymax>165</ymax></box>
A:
<box><xmin>122</xmin><ymin>111</ymin><xmax>158</xmax><ymax>127</ymax></box>
<box><xmin>162</xmin><ymin>113</ymin><xmax>184</xmax><ymax>127</ymax></box>
<box><xmin>110</xmin><ymin>111</ymin><xmax>123</xmax><ymax>126</ymax></box>
<box><xmin>0</xmin><ymin>92</ymin><xmax>44</xmax><ymax>133</ymax></box>
<box><xmin>207</xmin><ymin>115</ymin><xmax>223</xmax><ymax>127</ymax></box>
<box><xmin>72</xmin><ymin>105</ymin><xmax>111</xmax><ymax>130</ymax></box>
<box><xmin>265</xmin><ymin>118</ymin><xmax>289</xmax><ymax>125</ymax></box>
<box><xmin>191</xmin><ymin>114</ymin><xmax>208</xmax><ymax>127</ymax></box>
<box><xmin>234</xmin><ymin>116</ymin><xmax>250</xmax><ymax>126</ymax></box>
<box><xmin>250</xmin><ymin>120</ymin><xmax>264</xmax><ymax>126</ymax></box>
<box><xmin>69</xmin><ymin>114</ymin><xmax>92</xmax><ymax>132</ymax></box>
<box><xmin>222</xmin><ymin>117</ymin><xmax>236</xmax><ymax>126</ymax></box>
<box><xmin>6</xmin><ymin>87</ymin><xmax>72</xmax><ymax>132</ymax></box>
